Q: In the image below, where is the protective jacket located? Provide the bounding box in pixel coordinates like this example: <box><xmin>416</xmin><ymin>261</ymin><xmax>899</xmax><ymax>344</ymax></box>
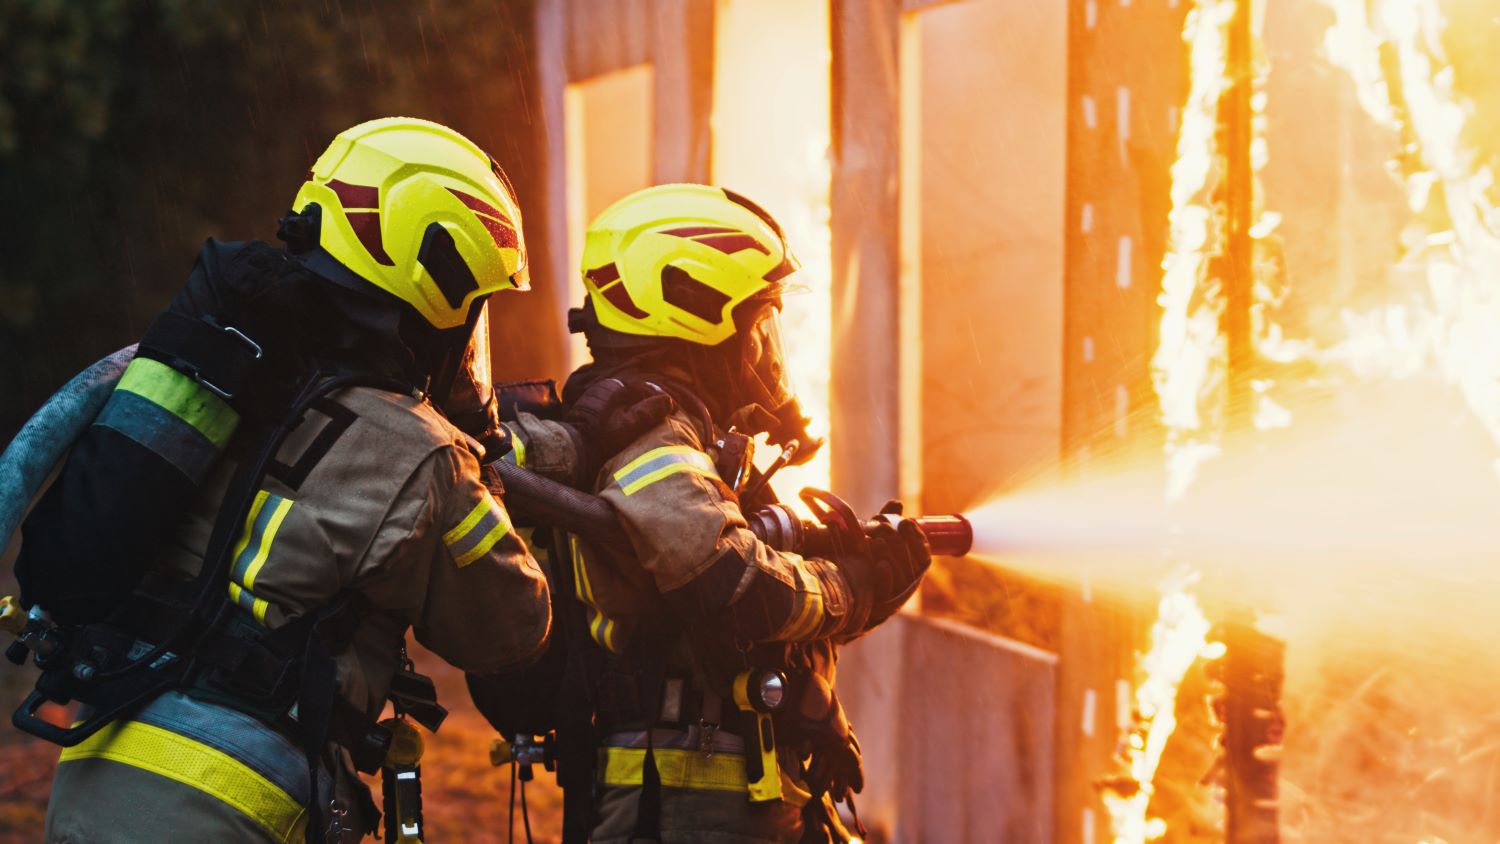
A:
<box><xmin>47</xmin><ymin>384</ymin><xmax>548</xmax><ymax>844</ymax></box>
<box><xmin>40</xmin><ymin>243</ymin><xmax>549</xmax><ymax>844</ymax></box>
<box><xmin>506</xmin><ymin>398</ymin><xmax>862</xmax><ymax>844</ymax></box>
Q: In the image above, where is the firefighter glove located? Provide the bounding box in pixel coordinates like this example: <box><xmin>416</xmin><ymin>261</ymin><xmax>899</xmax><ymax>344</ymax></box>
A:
<box><xmin>798</xmin><ymin>675</ymin><xmax>864</xmax><ymax>799</ymax></box>
<box><xmin>862</xmin><ymin>513</ymin><xmax>933</xmax><ymax>630</ymax></box>
<box><xmin>563</xmin><ymin>377</ymin><xmax>677</xmax><ymax>480</ymax></box>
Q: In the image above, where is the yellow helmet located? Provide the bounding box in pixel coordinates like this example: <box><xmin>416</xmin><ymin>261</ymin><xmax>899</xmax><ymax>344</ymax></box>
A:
<box><xmin>579</xmin><ymin>183</ymin><xmax>799</xmax><ymax>346</ymax></box>
<box><xmin>291</xmin><ymin>117</ymin><xmax>528</xmax><ymax>330</ymax></box>
<box><xmin>573</xmin><ymin>184</ymin><xmax>821</xmax><ymax>462</ymax></box>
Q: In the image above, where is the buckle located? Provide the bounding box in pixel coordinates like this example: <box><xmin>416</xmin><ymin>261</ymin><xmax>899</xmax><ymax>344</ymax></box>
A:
<box><xmin>194</xmin><ymin>323</ymin><xmax>263</xmax><ymax>400</ymax></box>
<box><xmin>698</xmin><ymin>718</ymin><xmax>719</xmax><ymax>758</ymax></box>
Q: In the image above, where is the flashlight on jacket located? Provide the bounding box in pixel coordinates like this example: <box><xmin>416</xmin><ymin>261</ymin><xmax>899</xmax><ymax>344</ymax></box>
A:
<box><xmin>744</xmin><ymin>505</ymin><xmax>973</xmax><ymax>558</ymax></box>
<box><xmin>732</xmin><ymin>668</ymin><xmax>788</xmax><ymax>803</ymax></box>
<box><xmin>380</xmin><ymin>718</ymin><xmax>426</xmax><ymax>844</ymax></box>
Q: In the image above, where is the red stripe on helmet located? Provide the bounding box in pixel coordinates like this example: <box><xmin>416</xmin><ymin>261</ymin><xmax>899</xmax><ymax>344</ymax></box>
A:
<box><xmin>585</xmin><ymin>263</ymin><xmax>622</xmax><ymax>286</ymax></box>
<box><xmin>477</xmin><ymin>214</ymin><xmax>519</xmax><ymax>250</ymax></box>
<box><xmin>599</xmin><ymin>278</ymin><xmax>650</xmax><ymax>319</ymax></box>
<box><xmin>662</xmin><ymin>226</ymin><xmax>737</xmax><ymax>237</ymax></box>
<box><xmin>347</xmin><ymin>211</ymin><xmax>394</xmax><ymax>265</ymax></box>
<box><xmin>327</xmin><ymin>179</ymin><xmax>380</xmax><ymax>209</ymax></box>
<box><xmin>449</xmin><ymin>188</ymin><xmax>507</xmax><ymax>222</ymax></box>
<box><xmin>695</xmin><ymin>234</ymin><xmax>770</xmax><ymax>256</ymax></box>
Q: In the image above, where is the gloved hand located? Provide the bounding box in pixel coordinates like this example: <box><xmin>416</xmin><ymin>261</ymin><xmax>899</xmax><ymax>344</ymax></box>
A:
<box><xmin>797</xmin><ymin>674</ymin><xmax>864</xmax><ymax>800</ymax></box>
<box><xmin>857</xmin><ymin>501</ymin><xmax>933</xmax><ymax>630</ymax></box>
<box><xmin>563</xmin><ymin>377</ymin><xmax>677</xmax><ymax>481</ymax></box>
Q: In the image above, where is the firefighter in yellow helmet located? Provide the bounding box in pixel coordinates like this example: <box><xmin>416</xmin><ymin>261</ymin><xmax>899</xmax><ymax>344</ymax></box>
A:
<box><xmin>26</xmin><ymin>118</ymin><xmax>647</xmax><ymax>844</ymax></box>
<box><xmin>496</xmin><ymin>184</ymin><xmax>931</xmax><ymax>843</ymax></box>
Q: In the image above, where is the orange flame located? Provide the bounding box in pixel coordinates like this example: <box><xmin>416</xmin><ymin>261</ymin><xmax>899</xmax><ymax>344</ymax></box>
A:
<box><xmin>1118</xmin><ymin>1</ymin><xmax>1245</xmax><ymax>841</ymax></box>
<box><xmin>1320</xmin><ymin>0</ymin><xmax>1500</xmax><ymax>447</ymax></box>
<box><xmin>711</xmin><ymin>0</ymin><xmax>832</xmax><ymax>511</ymax></box>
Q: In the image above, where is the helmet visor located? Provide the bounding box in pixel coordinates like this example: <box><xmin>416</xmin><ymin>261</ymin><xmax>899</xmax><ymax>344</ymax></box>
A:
<box><xmin>440</xmin><ymin>301</ymin><xmax>499</xmax><ymax>439</ymax></box>
<box><xmin>743</xmin><ymin>305</ymin><xmax>795</xmax><ymax>413</ymax></box>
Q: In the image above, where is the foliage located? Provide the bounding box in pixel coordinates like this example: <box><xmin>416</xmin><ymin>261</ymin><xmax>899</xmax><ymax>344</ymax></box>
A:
<box><xmin>0</xmin><ymin>0</ymin><xmax>536</xmax><ymax>438</ymax></box>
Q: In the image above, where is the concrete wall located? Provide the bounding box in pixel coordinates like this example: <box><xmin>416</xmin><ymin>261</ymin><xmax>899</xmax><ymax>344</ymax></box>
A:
<box><xmin>908</xmin><ymin>0</ymin><xmax>1067</xmax><ymax>514</ymax></box>
<box><xmin>840</xmin><ymin>613</ymin><xmax>1058</xmax><ymax>843</ymax></box>
<box><xmin>1060</xmin><ymin>2</ymin><xmax>1191</xmax><ymax>841</ymax></box>
<box><xmin>535</xmin><ymin>0</ymin><xmax>714</xmax><ymax>373</ymax></box>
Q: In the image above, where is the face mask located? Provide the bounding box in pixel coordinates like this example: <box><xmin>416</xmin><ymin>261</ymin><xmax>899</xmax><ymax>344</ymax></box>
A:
<box><xmin>437</xmin><ymin>301</ymin><xmax>500</xmax><ymax>440</ymax></box>
<box><xmin>730</xmin><ymin>304</ymin><xmax>821</xmax><ymax>466</ymax></box>
<box><xmin>742</xmin><ymin>306</ymin><xmax>795</xmax><ymax>413</ymax></box>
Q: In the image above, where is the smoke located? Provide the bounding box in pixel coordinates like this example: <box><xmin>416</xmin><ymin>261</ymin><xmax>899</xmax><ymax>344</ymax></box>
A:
<box><xmin>962</xmin><ymin>377</ymin><xmax>1500</xmax><ymax>838</ymax></box>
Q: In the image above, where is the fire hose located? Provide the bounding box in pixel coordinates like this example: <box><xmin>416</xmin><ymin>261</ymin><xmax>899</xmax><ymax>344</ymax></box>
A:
<box><xmin>492</xmin><ymin>459</ymin><xmax>973</xmax><ymax>558</ymax></box>
<box><xmin>0</xmin><ymin>347</ymin><xmax>972</xmax><ymax>579</ymax></box>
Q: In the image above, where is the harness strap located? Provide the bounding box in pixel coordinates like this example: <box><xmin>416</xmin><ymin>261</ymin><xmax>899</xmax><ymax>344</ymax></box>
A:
<box><xmin>627</xmin><ymin>644</ymin><xmax>668</xmax><ymax>844</ymax></box>
<box><xmin>139</xmin><ymin>311</ymin><xmax>263</xmax><ymax>404</ymax></box>
<box><xmin>554</xmin><ymin>527</ymin><xmax>601</xmax><ymax>844</ymax></box>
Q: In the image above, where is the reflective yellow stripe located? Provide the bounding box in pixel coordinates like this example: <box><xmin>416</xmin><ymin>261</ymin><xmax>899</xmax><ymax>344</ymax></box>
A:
<box><xmin>444</xmin><ymin>498</ymin><xmax>492</xmax><ymax>547</ymax></box>
<box><xmin>502</xmin><ymin>422</ymin><xmax>526</xmax><ymax>467</ymax></box>
<box><xmin>613</xmin><ymin>446</ymin><xmax>718</xmax><ymax>496</ymax></box>
<box><xmin>779</xmin><ymin>586</ymin><xmax>823</xmax><ymax>642</ymax></box>
<box><xmin>444</xmin><ymin>493</ymin><xmax>512</xmax><ymax>567</ymax></box>
<box><xmin>569</xmin><ymin>537</ymin><xmax>596</xmax><ymax>604</ymax></box>
<box><xmin>59</xmin><ymin>719</ymin><xmax>306</xmax><ymax>843</ymax></box>
<box><xmin>228</xmin><ymin>583</ymin><xmax>271</xmax><ymax>626</ymax></box>
<box><xmin>569</xmin><ymin>537</ymin><xmax>620</xmax><ymax>652</ymax></box>
<box><xmin>227</xmin><ymin>491</ymin><xmax>291</xmax><ymax>626</ymax></box>
<box><xmin>242</xmin><ymin>496</ymin><xmax>294</xmax><ymax>589</ymax></box>
<box><xmin>453</xmin><ymin>512</ymin><xmax>512</xmax><ymax>567</ymax></box>
<box><xmin>116</xmin><ymin>357</ymin><xmax>238</xmax><ymax>448</ymax></box>
<box><xmin>229</xmin><ymin>492</ymin><xmax>271</xmax><ymax>572</ymax></box>
<box><xmin>599</xmin><ymin>746</ymin><xmax>748</xmax><ymax>793</ymax></box>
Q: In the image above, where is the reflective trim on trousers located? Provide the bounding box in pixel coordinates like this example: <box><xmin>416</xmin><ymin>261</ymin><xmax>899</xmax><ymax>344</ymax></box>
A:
<box><xmin>598</xmin><ymin>746</ymin><xmax>749</xmax><ymax>794</ymax></box>
<box><xmin>58</xmin><ymin>691</ymin><xmax>320</xmax><ymax>843</ymax></box>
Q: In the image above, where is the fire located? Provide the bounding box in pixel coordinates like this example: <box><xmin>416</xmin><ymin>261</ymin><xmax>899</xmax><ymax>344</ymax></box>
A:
<box><xmin>1103</xmin><ymin>570</ymin><xmax>1225</xmax><ymax>844</ymax></box>
<box><xmin>1318</xmin><ymin>0</ymin><xmax>1500</xmax><ymax>446</ymax></box>
<box><xmin>1109</xmin><ymin>2</ymin><xmax>1242</xmax><ymax>842</ymax></box>
<box><xmin>1152</xmin><ymin>0</ymin><xmax>1236</xmax><ymax>503</ymax></box>
<box><xmin>1127</xmin><ymin>0</ymin><xmax>1500</xmax><ymax>840</ymax></box>
<box><xmin>711</xmin><ymin>0</ymin><xmax>833</xmax><ymax>509</ymax></box>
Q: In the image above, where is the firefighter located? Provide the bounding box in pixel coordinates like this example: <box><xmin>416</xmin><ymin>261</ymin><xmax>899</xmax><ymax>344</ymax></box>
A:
<box><xmin>517</xmin><ymin>183</ymin><xmax>933</xmax><ymax>843</ymax></box>
<box><xmin>21</xmin><ymin>118</ymin><xmax>636</xmax><ymax>843</ymax></box>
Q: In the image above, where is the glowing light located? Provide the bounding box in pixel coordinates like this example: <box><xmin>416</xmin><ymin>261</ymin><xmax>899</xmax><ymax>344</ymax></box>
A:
<box><xmin>1151</xmin><ymin>0</ymin><xmax>1237</xmax><ymax>500</ymax></box>
<box><xmin>1103</xmin><ymin>571</ymin><xmax>1220</xmax><ymax>844</ymax></box>
<box><xmin>1319</xmin><ymin>0</ymin><xmax>1500</xmax><ymax>448</ymax></box>
<box><xmin>711</xmin><ymin>0</ymin><xmax>832</xmax><ymax>511</ymax></box>
<box><xmin>1115</xmin><ymin>2</ymin><xmax>1247</xmax><ymax>841</ymax></box>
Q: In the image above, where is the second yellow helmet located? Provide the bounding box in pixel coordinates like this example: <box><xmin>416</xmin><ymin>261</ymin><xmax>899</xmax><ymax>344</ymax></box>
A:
<box><xmin>579</xmin><ymin>183</ymin><xmax>799</xmax><ymax>347</ymax></box>
<box><xmin>292</xmin><ymin>117</ymin><xmax>528</xmax><ymax>330</ymax></box>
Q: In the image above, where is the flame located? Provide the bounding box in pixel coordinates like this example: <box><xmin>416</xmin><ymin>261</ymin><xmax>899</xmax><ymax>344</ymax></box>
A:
<box><xmin>1318</xmin><ymin>0</ymin><xmax>1500</xmax><ymax>447</ymax></box>
<box><xmin>1152</xmin><ymin>0</ymin><xmax>1237</xmax><ymax>503</ymax></box>
<box><xmin>1103</xmin><ymin>570</ymin><xmax>1224</xmax><ymax>844</ymax></box>
<box><xmin>1128</xmin><ymin>0</ymin><xmax>1500</xmax><ymax>840</ymax></box>
<box><xmin>1109</xmin><ymin>3</ymin><xmax>1242</xmax><ymax>842</ymax></box>
<box><xmin>711</xmin><ymin>0</ymin><xmax>833</xmax><ymax>510</ymax></box>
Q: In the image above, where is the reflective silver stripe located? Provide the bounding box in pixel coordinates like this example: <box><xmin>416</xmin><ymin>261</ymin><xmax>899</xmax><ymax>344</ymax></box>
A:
<box><xmin>613</xmin><ymin>449</ymin><xmax>718</xmax><ymax>495</ymax></box>
<box><xmin>94</xmin><ymin>389</ymin><xmax>220</xmax><ymax>482</ymax></box>
<box><xmin>602</xmin><ymin>727</ymin><xmax>746</xmax><ymax>755</ymax></box>
<box><xmin>448</xmin><ymin>507</ymin><xmax>502</xmax><ymax>561</ymax></box>
<box><xmin>133</xmin><ymin>690</ymin><xmax>321</xmax><ymax>801</ymax></box>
